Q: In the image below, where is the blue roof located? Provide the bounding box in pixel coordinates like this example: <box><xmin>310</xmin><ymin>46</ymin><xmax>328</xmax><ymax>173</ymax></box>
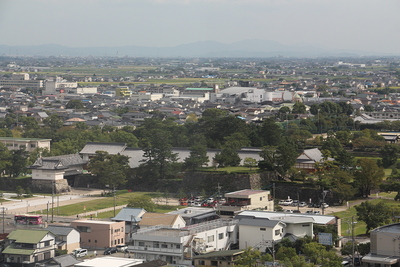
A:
<box><xmin>111</xmin><ymin>207</ymin><xmax>146</xmax><ymax>222</ymax></box>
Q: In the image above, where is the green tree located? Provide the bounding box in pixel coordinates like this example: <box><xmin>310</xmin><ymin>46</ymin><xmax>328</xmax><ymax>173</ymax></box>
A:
<box><xmin>260</xmin><ymin>118</ymin><xmax>284</xmax><ymax>146</ymax></box>
<box><xmin>139</xmin><ymin>129</ymin><xmax>180</xmax><ymax>180</ymax></box>
<box><xmin>292</xmin><ymin>102</ymin><xmax>307</xmax><ymax>114</ymax></box>
<box><xmin>43</xmin><ymin>114</ymin><xmax>64</xmax><ymax>132</ymax></box>
<box><xmin>183</xmin><ymin>144</ymin><xmax>209</xmax><ymax>171</ymax></box>
<box><xmin>235</xmin><ymin>247</ymin><xmax>273</xmax><ymax>267</ymax></box>
<box><xmin>243</xmin><ymin>157</ymin><xmax>257</xmax><ymax>170</ymax></box>
<box><xmin>6</xmin><ymin>147</ymin><xmax>28</xmax><ymax>177</ymax></box>
<box><xmin>380</xmin><ymin>144</ymin><xmax>399</xmax><ymax>168</ymax></box>
<box><xmin>355</xmin><ymin>201</ymin><xmax>392</xmax><ymax>233</ymax></box>
<box><xmin>110</xmin><ymin>130</ymin><xmax>139</xmax><ymax>147</ymax></box>
<box><xmin>87</xmin><ymin>151</ymin><xmax>130</xmax><ymax>191</ymax></box>
<box><xmin>66</xmin><ymin>99</ymin><xmax>85</xmax><ymax>110</ymax></box>
<box><xmin>213</xmin><ymin>148</ymin><xmax>241</xmax><ymax>167</ymax></box>
<box><xmin>127</xmin><ymin>195</ymin><xmax>156</xmax><ymax>212</ymax></box>
<box><xmin>15</xmin><ymin>186</ymin><xmax>24</xmax><ymax>198</ymax></box>
<box><xmin>354</xmin><ymin>158</ymin><xmax>385</xmax><ymax>197</ymax></box>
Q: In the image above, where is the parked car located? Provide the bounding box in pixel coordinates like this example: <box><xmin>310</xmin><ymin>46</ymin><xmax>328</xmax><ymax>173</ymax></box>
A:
<box><xmin>283</xmin><ymin>199</ymin><xmax>293</xmax><ymax>206</ymax></box>
<box><xmin>206</xmin><ymin>197</ymin><xmax>214</xmax><ymax>203</ymax></box>
<box><xmin>299</xmin><ymin>202</ymin><xmax>307</xmax><ymax>207</ymax></box>
<box><xmin>278</xmin><ymin>200</ymin><xmax>285</xmax><ymax>205</ymax></box>
<box><xmin>291</xmin><ymin>200</ymin><xmax>299</xmax><ymax>206</ymax></box>
<box><xmin>194</xmin><ymin>196</ymin><xmax>203</xmax><ymax>202</ymax></box>
<box><xmin>313</xmin><ymin>211</ymin><xmax>321</xmax><ymax>214</ymax></box>
<box><xmin>72</xmin><ymin>248</ymin><xmax>88</xmax><ymax>258</ymax></box>
<box><xmin>305</xmin><ymin>210</ymin><xmax>313</xmax><ymax>214</ymax></box>
<box><xmin>285</xmin><ymin>209</ymin><xmax>294</xmax><ymax>213</ymax></box>
<box><xmin>116</xmin><ymin>245</ymin><xmax>128</xmax><ymax>252</ymax></box>
<box><xmin>293</xmin><ymin>210</ymin><xmax>301</xmax><ymax>213</ymax></box>
<box><xmin>103</xmin><ymin>247</ymin><xmax>118</xmax><ymax>255</ymax></box>
<box><xmin>321</xmin><ymin>203</ymin><xmax>329</xmax><ymax>208</ymax></box>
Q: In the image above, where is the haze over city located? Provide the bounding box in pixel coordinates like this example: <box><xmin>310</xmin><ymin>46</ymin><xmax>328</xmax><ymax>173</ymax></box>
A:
<box><xmin>1</xmin><ymin>0</ymin><xmax>400</xmax><ymax>55</ymax></box>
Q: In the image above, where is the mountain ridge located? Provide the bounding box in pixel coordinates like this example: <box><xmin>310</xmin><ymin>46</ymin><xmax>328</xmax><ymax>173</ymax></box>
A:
<box><xmin>0</xmin><ymin>40</ymin><xmax>394</xmax><ymax>57</ymax></box>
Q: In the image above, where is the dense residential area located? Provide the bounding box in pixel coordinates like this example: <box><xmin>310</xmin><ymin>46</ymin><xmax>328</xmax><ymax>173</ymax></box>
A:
<box><xmin>0</xmin><ymin>56</ymin><xmax>400</xmax><ymax>267</ymax></box>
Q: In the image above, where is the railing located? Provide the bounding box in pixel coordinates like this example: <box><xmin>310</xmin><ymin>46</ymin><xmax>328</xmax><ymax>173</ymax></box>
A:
<box><xmin>129</xmin><ymin>245</ymin><xmax>182</xmax><ymax>255</ymax></box>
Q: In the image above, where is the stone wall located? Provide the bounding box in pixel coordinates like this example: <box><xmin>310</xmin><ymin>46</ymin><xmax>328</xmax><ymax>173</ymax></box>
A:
<box><xmin>31</xmin><ymin>179</ymin><xmax>71</xmax><ymax>194</ymax></box>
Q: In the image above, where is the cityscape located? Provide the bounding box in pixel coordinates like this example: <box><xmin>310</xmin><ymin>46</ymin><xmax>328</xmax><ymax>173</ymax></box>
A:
<box><xmin>1</xmin><ymin>0</ymin><xmax>400</xmax><ymax>267</ymax></box>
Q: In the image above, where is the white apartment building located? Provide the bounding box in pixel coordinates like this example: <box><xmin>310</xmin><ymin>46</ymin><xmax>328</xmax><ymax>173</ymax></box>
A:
<box><xmin>210</xmin><ymin>87</ymin><xmax>295</xmax><ymax>104</ymax></box>
<box><xmin>128</xmin><ymin>219</ymin><xmax>238</xmax><ymax>265</ymax></box>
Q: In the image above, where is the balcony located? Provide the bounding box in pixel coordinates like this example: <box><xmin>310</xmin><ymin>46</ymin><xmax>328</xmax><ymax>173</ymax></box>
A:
<box><xmin>129</xmin><ymin>245</ymin><xmax>182</xmax><ymax>256</ymax></box>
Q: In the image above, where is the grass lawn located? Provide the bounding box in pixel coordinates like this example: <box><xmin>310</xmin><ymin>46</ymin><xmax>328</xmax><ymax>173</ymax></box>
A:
<box><xmin>35</xmin><ymin>191</ymin><xmax>154</xmax><ymax>216</ymax></box>
<box><xmin>88</xmin><ymin>204</ymin><xmax>182</xmax><ymax>219</ymax></box>
<box><xmin>332</xmin><ymin>198</ymin><xmax>399</xmax><ymax>236</ymax></box>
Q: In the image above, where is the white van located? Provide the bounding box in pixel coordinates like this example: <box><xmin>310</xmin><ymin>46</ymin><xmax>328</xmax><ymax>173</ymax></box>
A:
<box><xmin>72</xmin><ymin>248</ymin><xmax>88</xmax><ymax>257</ymax></box>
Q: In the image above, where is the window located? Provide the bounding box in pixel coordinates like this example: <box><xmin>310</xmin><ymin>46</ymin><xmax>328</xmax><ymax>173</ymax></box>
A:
<box><xmin>161</xmin><ymin>244</ymin><xmax>168</xmax><ymax>248</ymax></box>
<box><xmin>95</xmin><ymin>240</ymin><xmax>97</xmax><ymax>243</ymax></box>
<box><xmin>219</xmin><ymin>233</ymin><xmax>224</xmax><ymax>240</ymax></box>
<box><xmin>275</xmin><ymin>229</ymin><xmax>281</xmax><ymax>236</ymax></box>
<box><xmin>30</xmin><ymin>144</ymin><xmax>36</xmax><ymax>148</ymax></box>
<box><xmin>138</xmin><ymin>242</ymin><xmax>145</xmax><ymax>247</ymax></box>
<box><xmin>77</xmin><ymin>226</ymin><xmax>91</xmax><ymax>233</ymax></box>
<box><xmin>88</xmin><ymin>239</ymin><xmax>91</xmax><ymax>243</ymax></box>
<box><xmin>44</xmin><ymin>240</ymin><xmax>50</xmax><ymax>246</ymax></box>
<box><xmin>260</xmin><ymin>228</ymin><xmax>266</xmax><ymax>231</ymax></box>
<box><xmin>176</xmin><ymin>244</ymin><xmax>181</xmax><ymax>249</ymax></box>
<box><xmin>207</xmin><ymin>235</ymin><xmax>214</xmax><ymax>242</ymax></box>
<box><xmin>153</xmin><ymin>242</ymin><xmax>159</xmax><ymax>248</ymax></box>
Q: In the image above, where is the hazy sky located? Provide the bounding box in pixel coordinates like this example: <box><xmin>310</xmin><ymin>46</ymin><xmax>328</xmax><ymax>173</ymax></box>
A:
<box><xmin>1</xmin><ymin>0</ymin><xmax>399</xmax><ymax>54</ymax></box>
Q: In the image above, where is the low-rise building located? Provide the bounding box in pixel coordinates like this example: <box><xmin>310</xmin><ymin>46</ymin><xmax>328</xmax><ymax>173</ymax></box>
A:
<box><xmin>362</xmin><ymin>223</ymin><xmax>400</xmax><ymax>266</ymax></box>
<box><xmin>45</xmin><ymin>225</ymin><xmax>80</xmax><ymax>253</ymax></box>
<box><xmin>220</xmin><ymin>189</ymin><xmax>274</xmax><ymax>216</ymax></box>
<box><xmin>129</xmin><ymin>219</ymin><xmax>238</xmax><ymax>265</ymax></box>
<box><xmin>70</xmin><ymin>220</ymin><xmax>126</xmax><ymax>249</ymax></box>
<box><xmin>0</xmin><ymin>137</ymin><xmax>51</xmax><ymax>152</ymax></box>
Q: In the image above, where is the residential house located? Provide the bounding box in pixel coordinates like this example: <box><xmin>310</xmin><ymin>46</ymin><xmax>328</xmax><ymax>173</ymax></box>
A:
<box><xmin>45</xmin><ymin>225</ymin><xmax>80</xmax><ymax>253</ymax></box>
<box><xmin>70</xmin><ymin>220</ymin><xmax>125</xmax><ymax>249</ymax></box>
<box><xmin>193</xmin><ymin>249</ymin><xmax>245</xmax><ymax>267</ymax></box>
<box><xmin>2</xmin><ymin>229</ymin><xmax>56</xmax><ymax>265</ymax></box>
<box><xmin>219</xmin><ymin>189</ymin><xmax>274</xmax><ymax>216</ymax></box>
<box><xmin>41</xmin><ymin>254</ymin><xmax>82</xmax><ymax>267</ymax></box>
<box><xmin>111</xmin><ymin>207</ymin><xmax>147</xmax><ymax>239</ymax></box>
<box><xmin>138</xmin><ymin>213</ymin><xmax>186</xmax><ymax>229</ymax></box>
<box><xmin>128</xmin><ymin>219</ymin><xmax>238</xmax><ymax>265</ymax></box>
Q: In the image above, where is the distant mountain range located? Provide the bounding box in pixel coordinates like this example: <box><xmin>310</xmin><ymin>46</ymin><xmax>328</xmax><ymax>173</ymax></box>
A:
<box><xmin>0</xmin><ymin>40</ymin><xmax>394</xmax><ymax>57</ymax></box>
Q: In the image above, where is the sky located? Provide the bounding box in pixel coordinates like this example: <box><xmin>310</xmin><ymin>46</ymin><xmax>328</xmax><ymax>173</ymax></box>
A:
<box><xmin>1</xmin><ymin>0</ymin><xmax>400</xmax><ymax>54</ymax></box>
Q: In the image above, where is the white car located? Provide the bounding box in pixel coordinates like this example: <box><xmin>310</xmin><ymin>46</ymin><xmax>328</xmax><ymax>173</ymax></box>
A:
<box><xmin>283</xmin><ymin>199</ymin><xmax>293</xmax><ymax>206</ymax></box>
<box><xmin>72</xmin><ymin>248</ymin><xmax>88</xmax><ymax>258</ymax></box>
<box><xmin>278</xmin><ymin>200</ymin><xmax>285</xmax><ymax>205</ymax></box>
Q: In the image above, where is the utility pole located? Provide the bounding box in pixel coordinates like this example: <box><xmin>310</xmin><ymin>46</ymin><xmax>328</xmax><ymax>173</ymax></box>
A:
<box><xmin>113</xmin><ymin>186</ymin><xmax>116</xmax><ymax>217</ymax></box>
<box><xmin>51</xmin><ymin>181</ymin><xmax>54</xmax><ymax>222</ymax></box>
<box><xmin>1</xmin><ymin>207</ymin><xmax>6</xmax><ymax>233</ymax></box>
<box><xmin>273</xmin><ymin>183</ymin><xmax>276</xmax><ymax>211</ymax></box>
<box><xmin>351</xmin><ymin>216</ymin><xmax>355</xmax><ymax>267</ymax></box>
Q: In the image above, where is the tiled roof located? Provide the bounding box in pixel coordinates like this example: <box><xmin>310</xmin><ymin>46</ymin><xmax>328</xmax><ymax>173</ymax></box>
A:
<box><xmin>139</xmin><ymin>213</ymin><xmax>180</xmax><ymax>227</ymax></box>
<box><xmin>7</xmin><ymin>229</ymin><xmax>52</xmax><ymax>243</ymax></box>
<box><xmin>80</xmin><ymin>142</ymin><xmax>126</xmax><ymax>155</ymax></box>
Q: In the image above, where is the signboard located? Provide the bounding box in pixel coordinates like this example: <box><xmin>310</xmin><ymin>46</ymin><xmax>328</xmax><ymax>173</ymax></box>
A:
<box><xmin>318</xmin><ymin>233</ymin><xmax>333</xmax><ymax>246</ymax></box>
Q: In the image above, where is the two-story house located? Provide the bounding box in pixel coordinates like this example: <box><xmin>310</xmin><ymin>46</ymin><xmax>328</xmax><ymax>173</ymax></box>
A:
<box><xmin>46</xmin><ymin>225</ymin><xmax>80</xmax><ymax>253</ymax></box>
<box><xmin>2</xmin><ymin>229</ymin><xmax>56</xmax><ymax>265</ymax></box>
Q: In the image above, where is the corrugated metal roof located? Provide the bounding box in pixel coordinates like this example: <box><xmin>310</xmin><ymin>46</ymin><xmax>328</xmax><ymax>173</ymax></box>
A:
<box><xmin>7</xmin><ymin>229</ymin><xmax>51</xmax><ymax>243</ymax></box>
